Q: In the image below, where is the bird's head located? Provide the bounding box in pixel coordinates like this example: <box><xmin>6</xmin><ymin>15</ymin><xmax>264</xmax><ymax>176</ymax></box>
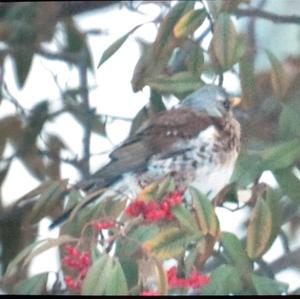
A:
<box><xmin>181</xmin><ymin>84</ymin><xmax>241</xmax><ymax>118</ymax></box>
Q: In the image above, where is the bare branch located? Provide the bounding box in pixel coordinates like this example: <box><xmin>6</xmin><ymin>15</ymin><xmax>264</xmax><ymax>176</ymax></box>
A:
<box><xmin>233</xmin><ymin>8</ymin><xmax>300</xmax><ymax>25</ymax></box>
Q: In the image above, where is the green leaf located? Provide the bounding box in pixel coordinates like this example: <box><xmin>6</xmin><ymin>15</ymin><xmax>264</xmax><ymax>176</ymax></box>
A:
<box><xmin>82</xmin><ymin>255</ymin><xmax>128</xmax><ymax>295</ymax></box>
<box><xmin>266</xmin><ymin>50</ymin><xmax>287</xmax><ymax>100</ymax></box>
<box><xmin>14</xmin><ymin>272</ymin><xmax>48</xmax><ymax>295</ymax></box>
<box><xmin>12</xmin><ymin>48</ymin><xmax>34</xmax><ymax>88</ymax></box>
<box><xmin>251</xmin><ymin>274</ymin><xmax>288</xmax><ymax>295</ymax></box>
<box><xmin>149</xmin><ymin>89</ymin><xmax>166</xmax><ymax>114</ymax></box>
<box><xmin>143</xmin><ymin>227</ymin><xmax>201</xmax><ymax>260</ymax></box>
<box><xmin>279</xmin><ymin>103</ymin><xmax>300</xmax><ymax>139</ymax></box>
<box><xmin>230</xmin><ymin>152</ymin><xmax>263</xmax><ymax>188</ymax></box>
<box><xmin>246</xmin><ymin>198</ymin><xmax>272</xmax><ymax>260</ymax></box>
<box><xmin>147</xmin><ymin>71</ymin><xmax>203</xmax><ymax>95</ymax></box>
<box><xmin>186</xmin><ymin>42</ymin><xmax>204</xmax><ymax>77</ymax></box>
<box><xmin>4</xmin><ymin>239</ymin><xmax>45</xmax><ymax>279</ymax></box>
<box><xmin>273</xmin><ymin>168</ymin><xmax>300</xmax><ymax>204</ymax></box>
<box><xmin>172</xmin><ymin>204</ymin><xmax>199</xmax><ymax>233</ymax></box>
<box><xmin>29</xmin><ymin>180</ymin><xmax>68</xmax><ymax>224</ymax></box>
<box><xmin>201</xmin><ymin>265</ymin><xmax>242</xmax><ymax>295</ymax></box>
<box><xmin>212</xmin><ymin>13</ymin><xmax>238</xmax><ymax>70</ymax></box>
<box><xmin>189</xmin><ymin>186</ymin><xmax>219</xmax><ymax>236</ymax></box>
<box><xmin>81</xmin><ymin>254</ymin><xmax>114</xmax><ymax>295</ymax></box>
<box><xmin>221</xmin><ymin>232</ymin><xmax>252</xmax><ymax>274</ymax></box>
<box><xmin>97</xmin><ymin>25</ymin><xmax>140</xmax><ymax>68</ymax></box>
<box><xmin>173</xmin><ymin>9</ymin><xmax>206</xmax><ymax>38</ymax></box>
<box><xmin>239</xmin><ymin>50</ymin><xmax>256</xmax><ymax>107</ymax></box>
<box><xmin>105</xmin><ymin>260</ymin><xmax>128</xmax><ymax>295</ymax></box>
<box><xmin>23</xmin><ymin>235</ymin><xmax>77</xmax><ymax>266</ymax></box>
<box><xmin>262</xmin><ymin>139</ymin><xmax>300</xmax><ymax>171</ymax></box>
<box><xmin>115</xmin><ymin>224</ymin><xmax>159</xmax><ymax>257</ymax></box>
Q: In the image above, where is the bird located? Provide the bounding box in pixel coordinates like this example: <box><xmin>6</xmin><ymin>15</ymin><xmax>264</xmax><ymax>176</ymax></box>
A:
<box><xmin>49</xmin><ymin>84</ymin><xmax>241</xmax><ymax>229</ymax></box>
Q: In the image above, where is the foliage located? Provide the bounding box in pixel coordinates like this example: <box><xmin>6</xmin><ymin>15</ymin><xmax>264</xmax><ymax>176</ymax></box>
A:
<box><xmin>0</xmin><ymin>0</ymin><xmax>300</xmax><ymax>295</ymax></box>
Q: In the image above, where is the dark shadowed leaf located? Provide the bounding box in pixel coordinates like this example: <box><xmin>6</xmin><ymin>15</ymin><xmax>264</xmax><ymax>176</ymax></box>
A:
<box><xmin>149</xmin><ymin>89</ymin><xmax>166</xmax><ymax>114</ymax></box>
<box><xmin>173</xmin><ymin>9</ymin><xmax>206</xmax><ymax>38</ymax></box>
<box><xmin>246</xmin><ymin>198</ymin><xmax>272</xmax><ymax>260</ymax></box>
<box><xmin>119</xmin><ymin>257</ymin><xmax>139</xmax><ymax>290</ymax></box>
<box><xmin>189</xmin><ymin>186</ymin><xmax>219</xmax><ymax>236</ymax></box>
<box><xmin>201</xmin><ymin>264</ymin><xmax>242</xmax><ymax>295</ymax></box>
<box><xmin>12</xmin><ymin>48</ymin><xmax>34</xmax><ymax>88</ymax></box>
<box><xmin>251</xmin><ymin>274</ymin><xmax>288</xmax><ymax>295</ymax></box>
<box><xmin>98</xmin><ymin>25</ymin><xmax>141</xmax><ymax>68</ymax></box>
<box><xmin>266</xmin><ymin>50</ymin><xmax>287</xmax><ymax>100</ymax></box>
<box><xmin>221</xmin><ymin>232</ymin><xmax>252</xmax><ymax>274</ymax></box>
<box><xmin>14</xmin><ymin>272</ymin><xmax>48</xmax><ymax>295</ymax></box>
<box><xmin>212</xmin><ymin>13</ymin><xmax>238</xmax><ymax>70</ymax></box>
<box><xmin>4</xmin><ymin>240</ymin><xmax>44</xmax><ymax>280</ymax></box>
<box><xmin>273</xmin><ymin>168</ymin><xmax>300</xmax><ymax>204</ymax></box>
<box><xmin>147</xmin><ymin>71</ymin><xmax>203</xmax><ymax>94</ymax></box>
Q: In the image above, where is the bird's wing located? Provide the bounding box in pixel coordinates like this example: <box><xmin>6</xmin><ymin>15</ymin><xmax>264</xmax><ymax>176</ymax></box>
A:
<box><xmin>82</xmin><ymin>108</ymin><xmax>215</xmax><ymax>191</ymax></box>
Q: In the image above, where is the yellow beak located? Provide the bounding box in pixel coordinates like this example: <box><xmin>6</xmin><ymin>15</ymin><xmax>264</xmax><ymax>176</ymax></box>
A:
<box><xmin>229</xmin><ymin>96</ymin><xmax>241</xmax><ymax>107</ymax></box>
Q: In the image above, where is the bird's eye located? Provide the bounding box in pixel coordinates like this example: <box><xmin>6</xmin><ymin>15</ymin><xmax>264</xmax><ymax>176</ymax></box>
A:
<box><xmin>223</xmin><ymin>100</ymin><xmax>230</xmax><ymax>110</ymax></box>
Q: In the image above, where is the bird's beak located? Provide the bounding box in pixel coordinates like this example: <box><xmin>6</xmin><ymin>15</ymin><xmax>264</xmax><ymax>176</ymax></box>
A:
<box><xmin>229</xmin><ymin>96</ymin><xmax>241</xmax><ymax>108</ymax></box>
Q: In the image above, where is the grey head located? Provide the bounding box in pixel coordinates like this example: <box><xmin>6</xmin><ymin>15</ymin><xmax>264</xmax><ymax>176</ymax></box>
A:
<box><xmin>181</xmin><ymin>84</ymin><xmax>240</xmax><ymax>118</ymax></box>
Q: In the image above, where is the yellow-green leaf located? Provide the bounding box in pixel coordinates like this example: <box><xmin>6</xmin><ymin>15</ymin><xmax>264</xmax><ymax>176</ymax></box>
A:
<box><xmin>172</xmin><ymin>204</ymin><xmax>199</xmax><ymax>233</ymax></box>
<box><xmin>212</xmin><ymin>13</ymin><xmax>238</xmax><ymax>70</ymax></box>
<box><xmin>189</xmin><ymin>186</ymin><xmax>219</xmax><ymax>237</ymax></box>
<box><xmin>154</xmin><ymin>1</ymin><xmax>195</xmax><ymax>55</ymax></box>
<box><xmin>246</xmin><ymin>198</ymin><xmax>272</xmax><ymax>260</ymax></box>
<box><xmin>173</xmin><ymin>9</ymin><xmax>206</xmax><ymax>38</ymax></box>
<box><xmin>143</xmin><ymin>227</ymin><xmax>201</xmax><ymax>260</ymax></box>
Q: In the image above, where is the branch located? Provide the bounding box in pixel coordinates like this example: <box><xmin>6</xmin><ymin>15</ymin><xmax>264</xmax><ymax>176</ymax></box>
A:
<box><xmin>78</xmin><ymin>50</ymin><xmax>91</xmax><ymax>178</ymax></box>
<box><xmin>233</xmin><ymin>8</ymin><xmax>300</xmax><ymax>25</ymax></box>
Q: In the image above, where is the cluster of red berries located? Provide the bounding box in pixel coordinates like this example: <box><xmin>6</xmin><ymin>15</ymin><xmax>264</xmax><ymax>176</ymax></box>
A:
<box><xmin>125</xmin><ymin>191</ymin><xmax>183</xmax><ymax>222</ymax></box>
<box><xmin>92</xmin><ymin>220</ymin><xmax>115</xmax><ymax>232</ymax></box>
<box><xmin>167</xmin><ymin>266</ymin><xmax>210</xmax><ymax>289</ymax></box>
<box><xmin>63</xmin><ymin>246</ymin><xmax>91</xmax><ymax>290</ymax></box>
<box><xmin>141</xmin><ymin>291</ymin><xmax>160</xmax><ymax>296</ymax></box>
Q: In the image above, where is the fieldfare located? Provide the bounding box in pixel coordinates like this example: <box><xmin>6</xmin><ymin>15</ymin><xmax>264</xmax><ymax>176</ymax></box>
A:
<box><xmin>50</xmin><ymin>84</ymin><xmax>241</xmax><ymax>228</ymax></box>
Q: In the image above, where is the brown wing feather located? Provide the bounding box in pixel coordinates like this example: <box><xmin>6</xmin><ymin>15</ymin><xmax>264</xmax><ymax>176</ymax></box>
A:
<box><xmin>83</xmin><ymin>108</ymin><xmax>215</xmax><ymax>190</ymax></box>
